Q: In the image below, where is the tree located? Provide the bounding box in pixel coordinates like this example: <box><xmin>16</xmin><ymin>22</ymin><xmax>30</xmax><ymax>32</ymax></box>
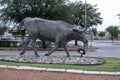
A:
<box><xmin>92</xmin><ymin>28</ymin><xmax>97</xmax><ymax>36</ymax></box>
<box><xmin>106</xmin><ymin>25</ymin><xmax>119</xmax><ymax>42</ymax></box>
<box><xmin>0</xmin><ymin>0</ymin><xmax>71</xmax><ymax>24</ymax></box>
<box><xmin>69</xmin><ymin>1</ymin><xmax>102</xmax><ymax>28</ymax></box>
<box><xmin>69</xmin><ymin>1</ymin><xmax>102</xmax><ymax>45</ymax></box>
<box><xmin>0</xmin><ymin>0</ymin><xmax>103</xmax><ymax>26</ymax></box>
<box><xmin>0</xmin><ymin>25</ymin><xmax>8</xmax><ymax>39</ymax></box>
<box><xmin>12</xmin><ymin>30</ymin><xmax>26</xmax><ymax>36</ymax></box>
<box><xmin>98</xmin><ymin>31</ymin><xmax>105</xmax><ymax>40</ymax></box>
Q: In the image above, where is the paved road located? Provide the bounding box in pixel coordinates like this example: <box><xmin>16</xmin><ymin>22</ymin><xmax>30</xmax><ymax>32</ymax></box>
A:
<box><xmin>0</xmin><ymin>41</ymin><xmax>120</xmax><ymax>58</ymax></box>
<box><xmin>86</xmin><ymin>41</ymin><xmax>120</xmax><ymax>58</ymax></box>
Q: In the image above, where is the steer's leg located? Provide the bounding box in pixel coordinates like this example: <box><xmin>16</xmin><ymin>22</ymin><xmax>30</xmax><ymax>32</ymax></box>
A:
<box><xmin>83</xmin><ymin>40</ymin><xmax>88</xmax><ymax>50</ymax></box>
<box><xmin>63</xmin><ymin>44</ymin><xmax>70</xmax><ymax>58</ymax></box>
<box><xmin>44</xmin><ymin>43</ymin><xmax>58</xmax><ymax>56</ymax></box>
<box><xmin>20</xmin><ymin>37</ymin><xmax>31</xmax><ymax>56</ymax></box>
<box><xmin>30</xmin><ymin>39</ymin><xmax>40</xmax><ymax>57</ymax></box>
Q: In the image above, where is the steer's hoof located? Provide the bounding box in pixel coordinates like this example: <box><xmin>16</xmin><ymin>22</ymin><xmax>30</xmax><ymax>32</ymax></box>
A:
<box><xmin>20</xmin><ymin>52</ymin><xmax>24</xmax><ymax>56</ymax></box>
<box><xmin>77</xmin><ymin>48</ymin><xmax>86</xmax><ymax>57</ymax></box>
<box><xmin>35</xmin><ymin>54</ymin><xmax>40</xmax><ymax>57</ymax></box>
<box><xmin>44</xmin><ymin>53</ymin><xmax>50</xmax><ymax>56</ymax></box>
<box><xmin>66</xmin><ymin>56</ymin><xmax>71</xmax><ymax>60</ymax></box>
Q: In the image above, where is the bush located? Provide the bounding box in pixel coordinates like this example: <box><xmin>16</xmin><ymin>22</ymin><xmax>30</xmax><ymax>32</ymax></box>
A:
<box><xmin>0</xmin><ymin>40</ymin><xmax>18</xmax><ymax>47</ymax></box>
<box><xmin>36</xmin><ymin>41</ymin><xmax>51</xmax><ymax>48</ymax></box>
<box><xmin>0</xmin><ymin>40</ymin><xmax>52</xmax><ymax>48</ymax></box>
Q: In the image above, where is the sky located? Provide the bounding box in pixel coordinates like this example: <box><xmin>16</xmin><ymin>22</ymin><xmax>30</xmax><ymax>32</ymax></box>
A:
<box><xmin>70</xmin><ymin>0</ymin><xmax>120</xmax><ymax>31</ymax></box>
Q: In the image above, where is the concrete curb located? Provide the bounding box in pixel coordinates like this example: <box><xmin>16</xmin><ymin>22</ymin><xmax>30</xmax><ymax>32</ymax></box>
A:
<box><xmin>0</xmin><ymin>65</ymin><xmax>120</xmax><ymax>75</ymax></box>
<box><xmin>0</xmin><ymin>48</ymin><xmax>78</xmax><ymax>51</ymax></box>
<box><xmin>0</xmin><ymin>47</ymin><xmax>98</xmax><ymax>51</ymax></box>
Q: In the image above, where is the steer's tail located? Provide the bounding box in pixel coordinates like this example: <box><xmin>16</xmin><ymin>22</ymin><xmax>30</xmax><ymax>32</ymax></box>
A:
<box><xmin>11</xmin><ymin>19</ymin><xmax>24</xmax><ymax>47</ymax></box>
<box><xmin>18</xmin><ymin>19</ymin><xmax>25</xmax><ymax>45</ymax></box>
<box><xmin>11</xmin><ymin>18</ymin><xmax>25</xmax><ymax>46</ymax></box>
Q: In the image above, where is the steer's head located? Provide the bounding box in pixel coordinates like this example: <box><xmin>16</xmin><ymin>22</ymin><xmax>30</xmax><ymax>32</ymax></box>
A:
<box><xmin>72</xmin><ymin>25</ymin><xmax>88</xmax><ymax>48</ymax></box>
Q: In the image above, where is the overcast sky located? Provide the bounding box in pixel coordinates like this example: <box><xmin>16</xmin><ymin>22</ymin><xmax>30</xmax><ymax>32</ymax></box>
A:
<box><xmin>70</xmin><ymin>0</ymin><xmax>120</xmax><ymax>31</ymax></box>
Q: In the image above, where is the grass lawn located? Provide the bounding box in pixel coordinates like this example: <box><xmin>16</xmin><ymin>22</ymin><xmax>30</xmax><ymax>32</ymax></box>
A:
<box><xmin>0</xmin><ymin>55</ymin><xmax>120</xmax><ymax>72</ymax></box>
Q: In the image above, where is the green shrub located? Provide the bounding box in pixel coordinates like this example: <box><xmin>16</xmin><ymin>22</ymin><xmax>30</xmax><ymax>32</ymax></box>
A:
<box><xmin>0</xmin><ymin>40</ymin><xmax>52</xmax><ymax>48</ymax></box>
<box><xmin>0</xmin><ymin>40</ymin><xmax>10</xmax><ymax>47</ymax></box>
<box><xmin>0</xmin><ymin>40</ymin><xmax>18</xmax><ymax>47</ymax></box>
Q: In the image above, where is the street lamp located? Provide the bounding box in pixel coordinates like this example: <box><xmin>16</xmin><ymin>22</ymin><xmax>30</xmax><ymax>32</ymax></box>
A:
<box><xmin>85</xmin><ymin>0</ymin><xmax>87</xmax><ymax>29</ymax></box>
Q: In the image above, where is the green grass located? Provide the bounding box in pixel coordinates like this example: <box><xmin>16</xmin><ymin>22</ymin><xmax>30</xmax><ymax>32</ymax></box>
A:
<box><xmin>0</xmin><ymin>55</ymin><xmax>120</xmax><ymax>72</ymax></box>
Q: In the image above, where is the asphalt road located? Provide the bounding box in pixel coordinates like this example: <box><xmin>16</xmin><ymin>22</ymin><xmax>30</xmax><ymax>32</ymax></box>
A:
<box><xmin>0</xmin><ymin>41</ymin><xmax>120</xmax><ymax>58</ymax></box>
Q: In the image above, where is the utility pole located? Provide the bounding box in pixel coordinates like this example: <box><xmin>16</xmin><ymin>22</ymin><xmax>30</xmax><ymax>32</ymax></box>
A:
<box><xmin>85</xmin><ymin>0</ymin><xmax>87</xmax><ymax>29</ymax></box>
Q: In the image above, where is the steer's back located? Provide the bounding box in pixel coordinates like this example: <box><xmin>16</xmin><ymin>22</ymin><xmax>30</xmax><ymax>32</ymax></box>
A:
<box><xmin>22</xmin><ymin>17</ymin><xmax>69</xmax><ymax>41</ymax></box>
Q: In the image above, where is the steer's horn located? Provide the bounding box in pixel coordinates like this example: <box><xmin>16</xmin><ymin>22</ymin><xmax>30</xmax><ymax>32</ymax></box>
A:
<box><xmin>73</xmin><ymin>0</ymin><xmax>87</xmax><ymax>32</ymax></box>
<box><xmin>73</xmin><ymin>26</ymin><xmax>87</xmax><ymax>32</ymax></box>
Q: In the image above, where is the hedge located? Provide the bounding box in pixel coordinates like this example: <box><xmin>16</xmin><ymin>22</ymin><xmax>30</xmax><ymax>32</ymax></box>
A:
<box><xmin>0</xmin><ymin>40</ymin><xmax>51</xmax><ymax>48</ymax></box>
<box><xmin>0</xmin><ymin>40</ymin><xmax>18</xmax><ymax>47</ymax></box>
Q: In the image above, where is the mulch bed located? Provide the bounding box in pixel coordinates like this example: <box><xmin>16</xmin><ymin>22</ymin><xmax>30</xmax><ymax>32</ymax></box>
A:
<box><xmin>0</xmin><ymin>56</ymin><xmax>104</xmax><ymax>65</ymax></box>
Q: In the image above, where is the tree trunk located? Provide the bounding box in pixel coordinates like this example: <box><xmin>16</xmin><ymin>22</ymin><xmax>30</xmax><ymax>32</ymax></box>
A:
<box><xmin>0</xmin><ymin>36</ymin><xmax>2</xmax><ymax>39</ymax></box>
<box><xmin>0</xmin><ymin>35</ymin><xmax>2</xmax><ymax>40</ymax></box>
<box><xmin>42</xmin><ymin>41</ymin><xmax>47</xmax><ymax>48</ymax></box>
<box><xmin>111</xmin><ymin>36</ymin><xmax>114</xmax><ymax>43</ymax></box>
<box><xmin>75</xmin><ymin>40</ymin><xmax>78</xmax><ymax>46</ymax></box>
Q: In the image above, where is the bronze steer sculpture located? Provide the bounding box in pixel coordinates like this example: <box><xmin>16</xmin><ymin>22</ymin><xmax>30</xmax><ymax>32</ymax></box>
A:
<box><xmin>19</xmin><ymin>17</ymin><xmax>88</xmax><ymax>57</ymax></box>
